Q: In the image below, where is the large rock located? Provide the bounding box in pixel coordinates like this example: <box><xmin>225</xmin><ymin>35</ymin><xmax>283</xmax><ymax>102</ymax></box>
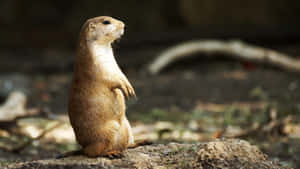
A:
<box><xmin>7</xmin><ymin>139</ymin><xmax>288</xmax><ymax>169</ymax></box>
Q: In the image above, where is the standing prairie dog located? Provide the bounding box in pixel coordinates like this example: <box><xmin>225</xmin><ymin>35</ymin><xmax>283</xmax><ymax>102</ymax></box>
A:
<box><xmin>68</xmin><ymin>16</ymin><xmax>138</xmax><ymax>157</ymax></box>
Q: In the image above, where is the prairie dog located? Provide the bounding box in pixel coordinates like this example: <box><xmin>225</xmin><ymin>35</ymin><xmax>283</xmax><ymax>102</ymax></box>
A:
<box><xmin>68</xmin><ymin>16</ymin><xmax>136</xmax><ymax>157</ymax></box>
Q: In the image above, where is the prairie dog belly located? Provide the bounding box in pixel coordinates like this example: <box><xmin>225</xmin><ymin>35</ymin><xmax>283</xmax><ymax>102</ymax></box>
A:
<box><xmin>68</xmin><ymin>90</ymin><xmax>123</xmax><ymax>145</ymax></box>
<box><xmin>113</xmin><ymin>117</ymin><xmax>134</xmax><ymax>150</ymax></box>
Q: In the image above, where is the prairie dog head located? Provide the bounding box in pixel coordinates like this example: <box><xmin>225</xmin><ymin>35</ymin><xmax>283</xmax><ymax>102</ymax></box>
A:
<box><xmin>80</xmin><ymin>16</ymin><xmax>125</xmax><ymax>45</ymax></box>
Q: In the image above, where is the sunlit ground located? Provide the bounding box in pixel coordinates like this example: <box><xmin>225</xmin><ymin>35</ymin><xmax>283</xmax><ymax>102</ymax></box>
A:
<box><xmin>0</xmin><ymin>64</ymin><xmax>299</xmax><ymax>168</ymax></box>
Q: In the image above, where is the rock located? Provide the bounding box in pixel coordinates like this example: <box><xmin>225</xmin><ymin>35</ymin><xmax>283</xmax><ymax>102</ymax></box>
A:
<box><xmin>7</xmin><ymin>139</ymin><xmax>288</xmax><ymax>169</ymax></box>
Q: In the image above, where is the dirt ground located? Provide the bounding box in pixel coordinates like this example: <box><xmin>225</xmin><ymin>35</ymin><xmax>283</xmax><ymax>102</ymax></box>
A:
<box><xmin>0</xmin><ymin>47</ymin><xmax>299</xmax><ymax>168</ymax></box>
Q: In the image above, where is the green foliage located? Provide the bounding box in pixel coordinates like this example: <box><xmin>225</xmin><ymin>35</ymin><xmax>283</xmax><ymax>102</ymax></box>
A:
<box><xmin>250</xmin><ymin>86</ymin><xmax>268</xmax><ymax>100</ymax></box>
<box><xmin>0</xmin><ymin>159</ymin><xmax>21</xmax><ymax>166</ymax></box>
<box><xmin>130</xmin><ymin>108</ymin><xmax>189</xmax><ymax>123</ymax></box>
<box><xmin>56</xmin><ymin>143</ymin><xmax>79</xmax><ymax>153</ymax></box>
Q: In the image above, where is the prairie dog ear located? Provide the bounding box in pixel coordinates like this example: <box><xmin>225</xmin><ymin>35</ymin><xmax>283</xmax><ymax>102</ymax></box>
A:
<box><xmin>88</xmin><ymin>22</ymin><xmax>97</xmax><ymax>31</ymax></box>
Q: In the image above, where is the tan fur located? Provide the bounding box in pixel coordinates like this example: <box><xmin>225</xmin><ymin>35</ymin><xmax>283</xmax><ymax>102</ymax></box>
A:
<box><xmin>68</xmin><ymin>16</ymin><xmax>136</xmax><ymax>157</ymax></box>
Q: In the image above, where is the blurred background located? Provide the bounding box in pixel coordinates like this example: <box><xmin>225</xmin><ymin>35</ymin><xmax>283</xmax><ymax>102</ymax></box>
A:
<box><xmin>0</xmin><ymin>0</ymin><xmax>299</xmax><ymax>168</ymax></box>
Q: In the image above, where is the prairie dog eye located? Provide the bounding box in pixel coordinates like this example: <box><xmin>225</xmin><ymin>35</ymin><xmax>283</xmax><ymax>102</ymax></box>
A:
<box><xmin>102</xmin><ymin>20</ymin><xmax>111</xmax><ymax>25</ymax></box>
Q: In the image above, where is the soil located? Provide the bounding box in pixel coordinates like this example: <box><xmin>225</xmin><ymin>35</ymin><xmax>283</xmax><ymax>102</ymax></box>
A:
<box><xmin>0</xmin><ymin>43</ymin><xmax>299</xmax><ymax>168</ymax></box>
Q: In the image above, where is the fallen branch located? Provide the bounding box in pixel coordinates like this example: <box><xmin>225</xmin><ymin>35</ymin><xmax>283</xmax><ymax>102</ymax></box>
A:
<box><xmin>148</xmin><ymin>40</ymin><xmax>300</xmax><ymax>74</ymax></box>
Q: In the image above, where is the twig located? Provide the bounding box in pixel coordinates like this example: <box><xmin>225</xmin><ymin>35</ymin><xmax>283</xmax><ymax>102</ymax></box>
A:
<box><xmin>12</xmin><ymin>122</ymin><xmax>63</xmax><ymax>153</ymax></box>
<box><xmin>148</xmin><ymin>40</ymin><xmax>300</xmax><ymax>74</ymax></box>
<box><xmin>225</xmin><ymin>115</ymin><xmax>292</xmax><ymax>139</ymax></box>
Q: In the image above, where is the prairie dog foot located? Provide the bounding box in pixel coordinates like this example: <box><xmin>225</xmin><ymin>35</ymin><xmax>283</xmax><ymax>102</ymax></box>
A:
<box><xmin>104</xmin><ymin>150</ymin><xmax>124</xmax><ymax>159</ymax></box>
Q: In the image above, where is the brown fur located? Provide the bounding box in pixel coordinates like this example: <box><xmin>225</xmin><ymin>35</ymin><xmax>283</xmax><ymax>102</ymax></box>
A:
<box><xmin>68</xmin><ymin>16</ymin><xmax>136</xmax><ymax>157</ymax></box>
